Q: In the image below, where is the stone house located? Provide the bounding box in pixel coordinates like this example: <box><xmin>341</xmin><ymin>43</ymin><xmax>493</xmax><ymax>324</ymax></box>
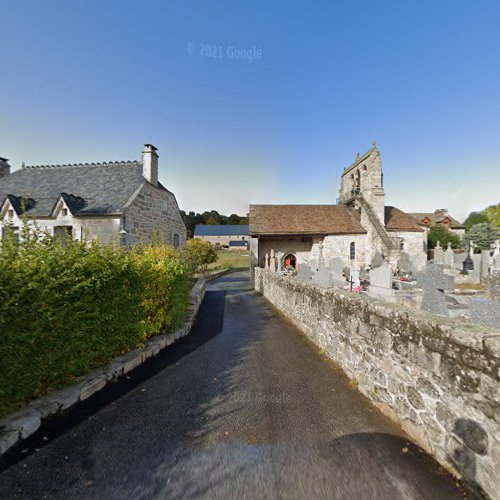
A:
<box><xmin>250</xmin><ymin>143</ymin><xmax>427</xmax><ymax>270</ymax></box>
<box><xmin>409</xmin><ymin>209</ymin><xmax>465</xmax><ymax>239</ymax></box>
<box><xmin>194</xmin><ymin>224</ymin><xmax>249</xmax><ymax>250</ymax></box>
<box><xmin>0</xmin><ymin>145</ymin><xmax>186</xmax><ymax>249</ymax></box>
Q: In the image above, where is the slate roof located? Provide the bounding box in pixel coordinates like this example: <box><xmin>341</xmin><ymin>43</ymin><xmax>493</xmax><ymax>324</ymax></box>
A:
<box><xmin>194</xmin><ymin>224</ymin><xmax>249</xmax><ymax>237</ymax></box>
<box><xmin>249</xmin><ymin>205</ymin><xmax>366</xmax><ymax>236</ymax></box>
<box><xmin>408</xmin><ymin>211</ymin><xmax>464</xmax><ymax>229</ymax></box>
<box><xmin>0</xmin><ymin>161</ymin><xmax>151</xmax><ymax>217</ymax></box>
<box><xmin>385</xmin><ymin>207</ymin><xmax>425</xmax><ymax>232</ymax></box>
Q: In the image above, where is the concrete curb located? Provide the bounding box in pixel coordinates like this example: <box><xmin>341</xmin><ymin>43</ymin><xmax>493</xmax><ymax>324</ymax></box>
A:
<box><xmin>0</xmin><ymin>277</ymin><xmax>207</xmax><ymax>456</ymax></box>
<box><xmin>204</xmin><ymin>267</ymin><xmax>249</xmax><ymax>282</ymax></box>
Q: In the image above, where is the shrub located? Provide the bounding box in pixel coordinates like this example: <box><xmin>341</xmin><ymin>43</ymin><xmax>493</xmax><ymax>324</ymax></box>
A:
<box><xmin>0</xmin><ymin>229</ymin><xmax>191</xmax><ymax>417</ymax></box>
<box><xmin>427</xmin><ymin>225</ymin><xmax>462</xmax><ymax>249</ymax></box>
<box><xmin>186</xmin><ymin>238</ymin><xmax>218</xmax><ymax>274</ymax></box>
<box><xmin>132</xmin><ymin>243</ymin><xmax>191</xmax><ymax>336</ymax></box>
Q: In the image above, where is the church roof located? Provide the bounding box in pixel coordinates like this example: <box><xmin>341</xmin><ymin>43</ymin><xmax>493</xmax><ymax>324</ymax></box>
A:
<box><xmin>249</xmin><ymin>204</ymin><xmax>366</xmax><ymax>236</ymax></box>
<box><xmin>385</xmin><ymin>207</ymin><xmax>425</xmax><ymax>232</ymax></box>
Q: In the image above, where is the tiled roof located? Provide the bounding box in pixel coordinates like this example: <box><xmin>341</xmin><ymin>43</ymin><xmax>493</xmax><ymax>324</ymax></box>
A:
<box><xmin>0</xmin><ymin>161</ymin><xmax>150</xmax><ymax>216</ymax></box>
<box><xmin>194</xmin><ymin>224</ymin><xmax>249</xmax><ymax>237</ymax></box>
<box><xmin>408</xmin><ymin>211</ymin><xmax>464</xmax><ymax>229</ymax></box>
<box><xmin>385</xmin><ymin>207</ymin><xmax>425</xmax><ymax>232</ymax></box>
<box><xmin>249</xmin><ymin>205</ymin><xmax>366</xmax><ymax>235</ymax></box>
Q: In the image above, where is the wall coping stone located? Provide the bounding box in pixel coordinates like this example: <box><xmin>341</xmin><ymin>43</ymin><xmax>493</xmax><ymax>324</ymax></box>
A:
<box><xmin>0</xmin><ymin>277</ymin><xmax>207</xmax><ymax>457</ymax></box>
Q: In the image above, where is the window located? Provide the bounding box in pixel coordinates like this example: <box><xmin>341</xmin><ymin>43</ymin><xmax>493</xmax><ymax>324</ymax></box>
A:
<box><xmin>7</xmin><ymin>209</ymin><xmax>14</xmax><ymax>218</ymax></box>
<box><xmin>173</xmin><ymin>234</ymin><xmax>179</xmax><ymax>249</ymax></box>
<box><xmin>350</xmin><ymin>241</ymin><xmax>356</xmax><ymax>260</ymax></box>
<box><xmin>62</xmin><ymin>208</ymin><xmax>68</xmax><ymax>216</ymax></box>
<box><xmin>54</xmin><ymin>226</ymin><xmax>73</xmax><ymax>242</ymax></box>
<box><xmin>1</xmin><ymin>225</ymin><xmax>20</xmax><ymax>243</ymax></box>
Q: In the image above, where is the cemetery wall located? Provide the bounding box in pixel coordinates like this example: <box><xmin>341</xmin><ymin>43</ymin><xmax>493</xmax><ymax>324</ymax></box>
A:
<box><xmin>254</xmin><ymin>267</ymin><xmax>500</xmax><ymax>499</ymax></box>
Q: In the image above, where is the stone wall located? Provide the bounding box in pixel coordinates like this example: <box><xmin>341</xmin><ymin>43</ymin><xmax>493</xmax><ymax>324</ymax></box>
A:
<box><xmin>254</xmin><ymin>267</ymin><xmax>500</xmax><ymax>499</ymax></box>
<box><xmin>123</xmin><ymin>182</ymin><xmax>186</xmax><ymax>250</ymax></box>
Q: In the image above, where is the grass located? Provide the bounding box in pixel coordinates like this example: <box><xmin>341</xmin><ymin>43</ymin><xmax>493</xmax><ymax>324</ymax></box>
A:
<box><xmin>206</xmin><ymin>250</ymin><xmax>250</xmax><ymax>272</ymax></box>
<box><xmin>455</xmin><ymin>282</ymin><xmax>484</xmax><ymax>290</ymax></box>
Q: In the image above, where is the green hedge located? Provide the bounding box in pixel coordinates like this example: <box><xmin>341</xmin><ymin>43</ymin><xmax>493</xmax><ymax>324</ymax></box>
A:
<box><xmin>0</xmin><ymin>229</ymin><xmax>190</xmax><ymax>417</ymax></box>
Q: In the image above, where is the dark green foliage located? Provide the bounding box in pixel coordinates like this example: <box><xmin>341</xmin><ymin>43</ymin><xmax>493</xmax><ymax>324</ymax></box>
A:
<box><xmin>0</xmin><ymin>229</ymin><xmax>190</xmax><ymax>416</ymax></box>
<box><xmin>465</xmin><ymin>223</ymin><xmax>500</xmax><ymax>251</ymax></box>
<box><xmin>428</xmin><ymin>225</ymin><xmax>462</xmax><ymax>249</ymax></box>
<box><xmin>464</xmin><ymin>211</ymin><xmax>489</xmax><ymax>230</ymax></box>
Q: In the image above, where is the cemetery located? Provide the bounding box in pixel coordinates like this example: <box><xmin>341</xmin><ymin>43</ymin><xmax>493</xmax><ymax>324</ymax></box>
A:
<box><xmin>259</xmin><ymin>238</ymin><xmax>500</xmax><ymax>330</ymax></box>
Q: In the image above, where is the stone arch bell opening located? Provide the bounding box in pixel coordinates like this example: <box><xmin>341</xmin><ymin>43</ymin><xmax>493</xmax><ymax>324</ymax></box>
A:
<box><xmin>283</xmin><ymin>253</ymin><xmax>297</xmax><ymax>270</ymax></box>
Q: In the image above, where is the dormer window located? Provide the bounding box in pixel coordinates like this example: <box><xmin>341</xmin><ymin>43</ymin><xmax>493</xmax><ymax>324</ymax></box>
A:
<box><xmin>7</xmin><ymin>209</ymin><xmax>14</xmax><ymax>218</ymax></box>
<box><xmin>62</xmin><ymin>208</ymin><xmax>68</xmax><ymax>216</ymax></box>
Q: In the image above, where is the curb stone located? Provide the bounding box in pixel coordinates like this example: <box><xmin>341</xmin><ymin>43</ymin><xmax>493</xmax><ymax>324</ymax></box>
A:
<box><xmin>0</xmin><ymin>277</ymin><xmax>207</xmax><ymax>456</ymax></box>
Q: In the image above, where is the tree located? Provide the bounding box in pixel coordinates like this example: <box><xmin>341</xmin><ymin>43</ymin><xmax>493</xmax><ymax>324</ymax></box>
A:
<box><xmin>428</xmin><ymin>225</ymin><xmax>462</xmax><ymax>249</ymax></box>
<box><xmin>465</xmin><ymin>223</ymin><xmax>500</xmax><ymax>251</ymax></box>
<box><xmin>485</xmin><ymin>203</ymin><xmax>500</xmax><ymax>227</ymax></box>
<box><xmin>186</xmin><ymin>239</ymin><xmax>218</xmax><ymax>274</ymax></box>
<box><xmin>463</xmin><ymin>211</ymin><xmax>489</xmax><ymax>230</ymax></box>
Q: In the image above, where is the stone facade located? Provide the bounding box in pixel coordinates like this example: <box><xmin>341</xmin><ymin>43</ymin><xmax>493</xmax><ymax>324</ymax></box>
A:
<box><xmin>254</xmin><ymin>268</ymin><xmax>500</xmax><ymax>499</ymax></box>
<box><xmin>122</xmin><ymin>182</ymin><xmax>186</xmax><ymax>249</ymax></box>
<box><xmin>0</xmin><ymin>145</ymin><xmax>186</xmax><ymax>249</ymax></box>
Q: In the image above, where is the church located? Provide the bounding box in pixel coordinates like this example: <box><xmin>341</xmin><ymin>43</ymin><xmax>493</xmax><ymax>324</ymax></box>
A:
<box><xmin>249</xmin><ymin>143</ymin><xmax>427</xmax><ymax>271</ymax></box>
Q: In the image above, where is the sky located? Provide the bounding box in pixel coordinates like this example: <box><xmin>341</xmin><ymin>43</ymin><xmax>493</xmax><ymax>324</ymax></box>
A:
<box><xmin>1</xmin><ymin>0</ymin><xmax>499</xmax><ymax>221</ymax></box>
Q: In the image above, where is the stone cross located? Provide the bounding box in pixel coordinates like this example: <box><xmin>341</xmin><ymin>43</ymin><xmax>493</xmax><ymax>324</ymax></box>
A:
<box><xmin>276</xmin><ymin>252</ymin><xmax>283</xmax><ymax>272</ymax></box>
<box><xmin>417</xmin><ymin>263</ymin><xmax>449</xmax><ymax>317</ymax></box>
<box><xmin>264</xmin><ymin>253</ymin><xmax>269</xmax><ymax>270</ymax></box>
<box><xmin>318</xmin><ymin>242</ymin><xmax>324</xmax><ymax>270</ymax></box>
<box><xmin>270</xmin><ymin>249</ymin><xmax>275</xmax><ymax>272</ymax></box>
<box><xmin>469</xmin><ymin>240</ymin><xmax>475</xmax><ymax>258</ymax></box>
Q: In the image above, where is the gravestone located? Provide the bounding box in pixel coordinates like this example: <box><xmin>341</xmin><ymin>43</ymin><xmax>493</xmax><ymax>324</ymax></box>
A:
<box><xmin>309</xmin><ymin>259</ymin><xmax>319</xmax><ymax>273</ymax></box>
<box><xmin>276</xmin><ymin>252</ymin><xmax>283</xmax><ymax>272</ymax></box>
<box><xmin>371</xmin><ymin>250</ymin><xmax>384</xmax><ymax>269</ymax></box>
<box><xmin>434</xmin><ymin>242</ymin><xmax>444</xmax><ymax>264</ymax></box>
<box><xmin>313</xmin><ymin>268</ymin><xmax>333</xmax><ymax>288</ymax></box>
<box><xmin>328</xmin><ymin>257</ymin><xmax>343</xmax><ymax>278</ymax></box>
<box><xmin>485</xmin><ymin>271</ymin><xmax>500</xmax><ymax>301</ymax></box>
<box><xmin>454</xmin><ymin>252</ymin><xmax>467</xmax><ymax>270</ymax></box>
<box><xmin>349</xmin><ymin>265</ymin><xmax>360</xmax><ymax>289</ymax></box>
<box><xmin>270</xmin><ymin>249</ymin><xmax>276</xmax><ymax>272</ymax></box>
<box><xmin>443</xmin><ymin>244</ymin><xmax>454</xmax><ymax>268</ymax></box>
<box><xmin>264</xmin><ymin>253</ymin><xmax>269</xmax><ymax>270</ymax></box>
<box><xmin>297</xmin><ymin>264</ymin><xmax>312</xmax><ymax>281</ymax></box>
<box><xmin>443</xmin><ymin>272</ymin><xmax>455</xmax><ymax>291</ymax></box>
<box><xmin>481</xmin><ymin>250</ymin><xmax>491</xmax><ymax>281</ymax></box>
<box><xmin>491</xmin><ymin>240</ymin><xmax>500</xmax><ymax>272</ymax></box>
<box><xmin>469</xmin><ymin>298</ymin><xmax>500</xmax><ymax>329</ymax></box>
<box><xmin>397</xmin><ymin>252</ymin><xmax>416</xmax><ymax>273</ymax></box>
<box><xmin>417</xmin><ymin>263</ymin><xmax>449</xmax><ymax>317</ymax></box>
<box><xmin>369</xmin><ymin>263</ymin><xmax>394</xmax><ymax>297</ymax></box>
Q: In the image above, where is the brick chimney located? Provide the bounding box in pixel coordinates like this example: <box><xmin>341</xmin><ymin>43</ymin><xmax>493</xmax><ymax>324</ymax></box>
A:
<box><xmin>0</xmin><ymin>157</ymin><xmax>11</xmax><ymax>178</ymax></box>
<box><xmin>142</xmin><ymin>144</ymin><xmax>158</xmax><ymax>187</ymax></box>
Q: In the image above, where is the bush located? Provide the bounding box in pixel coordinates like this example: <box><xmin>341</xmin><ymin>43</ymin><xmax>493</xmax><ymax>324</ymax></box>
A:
<box><xmin>132</xmin><ymin>243</ymin><xmax>191</xmax><ymax>336</ymax></box>
<box><xmin>186</xmin><ymin>238</ymin><xmax>218</xmax><ymax>274</ymax></box>
<box><xmin>0</xmin><ymin>228</ymin><xmax>191</xmax><ymax>417</ymax></box>
<box><xmin>428</xmin><ymin>225</ymin><xmax>462</xmax><ymax>249</ymax></box>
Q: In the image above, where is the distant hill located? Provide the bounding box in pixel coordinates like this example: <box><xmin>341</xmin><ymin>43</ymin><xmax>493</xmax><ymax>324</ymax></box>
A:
<box><xmin>181</xmin><ymin>210</ymin><xmax>248</xmax><ymax>238</ymax></box>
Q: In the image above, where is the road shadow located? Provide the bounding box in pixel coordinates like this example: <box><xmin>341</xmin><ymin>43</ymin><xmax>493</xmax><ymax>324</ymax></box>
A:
<box><xmin>0</xmin><ymin>290</ymin><xmax>227</xmax><ymax>471</ymax></box>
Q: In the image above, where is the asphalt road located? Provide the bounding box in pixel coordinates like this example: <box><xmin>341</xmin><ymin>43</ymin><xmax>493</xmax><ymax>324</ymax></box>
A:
<box><xmin>0</xmin><ymin>270</ymin><xmax>476</xmax><ymax>499</ymax></box>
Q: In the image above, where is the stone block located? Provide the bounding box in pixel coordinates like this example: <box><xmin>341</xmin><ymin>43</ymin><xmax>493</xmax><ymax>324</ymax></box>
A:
<box><xmin>141</xmin><ymin>347</ymin><xmax>153</xmax><ymax>361</ymax></box>
<box><xmin>408</xmin><ymin>343</ymin><xmax>441</xmax><ymax>373</ymax></box>
<box><xmin>123</xmin><ymin>352</ymin><xmax>143</xmax><ymax>374</ymax></box>
<box><xmin>79</xmin><ymin>375</ymin><xmax>107</xmax><ymax>401</ymax></box>
<box><xmin>407</xmin><ymin>386</ymin><xmax>425</xmax><ymax>410</ymax></box>
<box><xmin>51</xmin><ymin>386</ymin><xmax>81</xmax><ymax>410</ymax></box>
<box><xmin>485</xmin><ymin>336</ymin><xmax>500</xmax><ymax>359</ymax></box>
<box><xmin>0</xmin><ymin>409</ymin><xmax>41</xmax><ymax>440</ymax></box>
<box><xmin>28</xmin><ymin>398</ymin><xmax>60</xmax><ymax>419</ymax></box>
<box><xmin>0</xmin><ymin>429</ymin><xmax>19</xmax><ymax>454</ymax></box>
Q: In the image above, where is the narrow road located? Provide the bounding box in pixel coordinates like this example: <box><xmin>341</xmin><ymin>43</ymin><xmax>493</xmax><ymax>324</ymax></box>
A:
<box><xmin>0</xmin><ymin>270</ymin><xmax>474</xmax><ymax>499</ymax></box>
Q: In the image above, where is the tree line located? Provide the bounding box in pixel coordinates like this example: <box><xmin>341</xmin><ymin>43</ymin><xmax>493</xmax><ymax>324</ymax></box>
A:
<box><xmin>180</xmin><ymin>210</ymin><xmax>249</xmax><ymax>239</ymax></box>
